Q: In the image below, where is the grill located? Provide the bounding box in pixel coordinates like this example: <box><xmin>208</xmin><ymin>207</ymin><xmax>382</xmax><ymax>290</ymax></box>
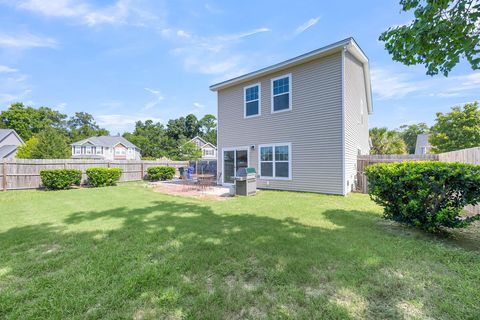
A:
<box><xmin>235</xmin><ymin>167</ymin><xmax>257</xmax><ymax>196</ymax></box>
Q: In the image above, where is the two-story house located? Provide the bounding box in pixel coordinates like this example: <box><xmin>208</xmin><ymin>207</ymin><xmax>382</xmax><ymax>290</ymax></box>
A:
<box><xmin>210</xmin><ymin>38</ymin><xmax>372</xmax><ymax>195</ymax></box>
<box><xmin>0</xmin><ymin>129</ymin><xmax>24</xmax><ymax>159</ymax></box>
<box><xmin>71</xmin><ymin>136</ymin><xmax>141</xmax><ymax>160</ymax></box>
<box><xmin>189</xmin><ymin>136</ymin><xmax>217</xmax><ymax>160</ymax></box>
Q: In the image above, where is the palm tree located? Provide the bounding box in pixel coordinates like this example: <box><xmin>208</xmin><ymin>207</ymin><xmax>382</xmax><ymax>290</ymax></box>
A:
<box><xmin>369</xmin><ymin>127</ymin><xmax>407</xmax><ymax>155</ymax></box>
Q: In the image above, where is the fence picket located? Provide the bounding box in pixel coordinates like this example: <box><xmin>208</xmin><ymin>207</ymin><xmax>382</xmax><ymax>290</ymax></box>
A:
<box><xmin>1</xmin><ymin>159</ymin><xmax>189</xmax><ymax>190</ymax></box>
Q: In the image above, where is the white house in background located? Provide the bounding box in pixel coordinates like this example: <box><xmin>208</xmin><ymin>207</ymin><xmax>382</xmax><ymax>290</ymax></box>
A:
<box><xmin>0</xmin><ymin>129</ymin><xmax>24</xmax><ymax>159</ymax></box>
<box><xmin>415</xmin><ymin>134</ymin><xmax>432</xmax><ymax>155</ymax></box>
<box><xmin>189</xmin><ymin>136</ymin><xmax>217</xmax><ymax>160</ymax></box>
<box><xmin>71</xmin><ymin>136</ymin><xmax>141</xmax><ymax>160</ymax></box>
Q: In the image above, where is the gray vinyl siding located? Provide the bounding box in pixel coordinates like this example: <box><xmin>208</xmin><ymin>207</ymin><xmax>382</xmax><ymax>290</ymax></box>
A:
<box><xmin>344</xmin><ymin>51</ymin><xmax>370</xmax><ymax>192</ymax></box>
<box><xmin>217</xmin><ymin>52</ymin><xmax>344</xmax><ymax>194</ymax></box>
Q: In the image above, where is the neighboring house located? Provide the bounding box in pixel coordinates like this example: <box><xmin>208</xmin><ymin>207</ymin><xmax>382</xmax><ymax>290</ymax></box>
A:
<box><xmin>71</xmin><ymin>136</ymin><xmax>141</xmax><ymax>160</ymax></box>
<box><xmin>415</xmin><ymin>134</ymin><xmax>432</xmax><ymax>155</ymax></box>
<box><xmin>189</xmin><ymin>136</ymin><xmax>217</xmax><ymax>160</ymax></box>
<box><xmin>0</xmin><ymin>129</ymin><xmax>24</xmax><ymax>159</ymax></box>
<box><xmin>210</xmin><ymin>38</ymin><xmax>372</xmax><ymax>195</ymax></box>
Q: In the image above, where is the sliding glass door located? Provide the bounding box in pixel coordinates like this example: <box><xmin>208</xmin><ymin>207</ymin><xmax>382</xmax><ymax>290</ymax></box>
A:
<box><xmin>223</xmin><ymin>148</ymin><xmax>248</xmax><ymax>184</ymax></box>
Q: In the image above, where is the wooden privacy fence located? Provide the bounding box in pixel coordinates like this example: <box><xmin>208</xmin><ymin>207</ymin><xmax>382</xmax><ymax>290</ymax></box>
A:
<box><xmin>1</xmin><ymin>159</ymin><xmax>189</xmax><ymax>191</ymax></box>
<box><xmin>356</xmin><ymin>147</ymin><xmax>480</xmax><ymax>215</ymax></box>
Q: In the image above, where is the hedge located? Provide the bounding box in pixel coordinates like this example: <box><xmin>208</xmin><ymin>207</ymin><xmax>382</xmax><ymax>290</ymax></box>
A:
<box><xmin>86</xmin><ymin>168</ymin><xmax>122</xmax><ymax>187</ymax></box>
<box><xmin>365</xmin><ymin>161</ymin><xmax>480</xmax><ymax>232</ymax></box>
<box><xmin>40</xmin><ymin>169</ymin><xmax>82</xmax><ymax>190</ymax></box>
<box><xmin>147</xmin><ymin>166</ymin><xmax>176</xmax><ymax>181</ymax></box>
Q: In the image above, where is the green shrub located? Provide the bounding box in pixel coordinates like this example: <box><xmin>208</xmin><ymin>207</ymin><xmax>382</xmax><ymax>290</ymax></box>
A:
<box><xmin>40</xmin><ymin>169</ymin><xmax>82</xmax><ymax>190</ymax></box>
<box><xmin>141</xmin><ymin>156</ymin><xmax>156</xmax><ymax>160</ymax></box>
<box><xmin>147</xmin><ymin>166</ymin><xmax>176</xmax><ymax>181</ymax></box>
<box><xmin>86</xmin><ymin>168</ymin><xmax>122</xmax><ymax>187</ymax></box>
<box><xmin>365</xmin><ymin>161</ymin><xmax>480</xmax><ymax>232</ymax></box>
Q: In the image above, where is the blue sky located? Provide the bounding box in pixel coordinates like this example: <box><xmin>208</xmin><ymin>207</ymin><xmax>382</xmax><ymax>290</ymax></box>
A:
<box><xmin>0</xmin><ymin>0</ymin><xmax>479</xmax><ymax>133</ymax></box>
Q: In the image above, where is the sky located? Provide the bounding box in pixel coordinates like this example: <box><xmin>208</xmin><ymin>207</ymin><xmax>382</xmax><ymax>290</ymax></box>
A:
<box><xmin>0</xmin><ymin>0</ymin><xmax>479</xmax><ymax>134</ymax></box>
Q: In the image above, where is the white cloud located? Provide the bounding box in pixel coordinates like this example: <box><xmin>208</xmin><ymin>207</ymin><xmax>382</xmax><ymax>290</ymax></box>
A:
<box><xmin>0</xmin><ymin>65</ymin><xmax>18</xmax><ymax>73</ymax></box>
<box><xmin>0</xmin><ymin>89</ymin><xmax>31</xmax><ymax>105</ymax></box>
<box><xmin>95</xmin><ymin>114</ymin><xmax>163</xmax><ymax>131</ymax></box>
<box><xmin>204</xmin><ymin>3</ymin><xmax>223</xmax><ymax>14</ymax></box>
<box><xmin>188</xmin><ymin>102</ymin><xmax>206</xmax><ymax>116</ymax></box>
<box><xmin>0</xmin><ymin>32</ymin><xmax>57</xmax><ymax>49</ymax></box>
<box><xmin>55</xmin><ymin>102</ymin><xmax>67</xmax><ymax>111</ymax></box>
<box><xmin>371</xmin><ymin>67</ymin><xmax>480</xmax><ymax>101</ymax></box>
<box><xmin>370</xmin><ymin>68</ymin><xmax>426</xmax><ymax>100</ymax></box>
<box><xmin>216</xmin><ymin>28</ymin><xmax>270</xmax><ymax>41</ymax></box>
<box><xmin>160</xmin><ymin>27</ymin><xmax>270</xmax><ymax>78</ymax></box>
<box><xmin>294</xmin><ymin>17</ymin><xmax>320</xmax><ymax>35</ymax></box>
<box><xmin>0</xmin><ymin>69</ymin><xmax>32</xmax><ymax>105</ymax></box>
<box><xmin>176</xmin><ymin>30</ymin><xmax>191</xmax><ymax>38</ymax></box>
<box><xmin>143</xmin><ymin>87</ymin><xmax>164</xmax><ymax>111</ymax></box>
<box><xmin>9</xmin><ymin>0</ymin><xmax>158</xmax><ymax>27</ymax></box>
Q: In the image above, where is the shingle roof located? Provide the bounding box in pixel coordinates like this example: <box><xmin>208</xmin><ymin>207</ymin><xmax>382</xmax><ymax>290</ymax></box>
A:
<box><xmin>209</xmin><ymin>37</ymin><xmax>373</xmax><ymax>113</ymax></box>
<box><xmin>0</xmin><ymin>129</ymin><xmax>12</xmax><ymax>141</ymax></box>
<box><xmin>71</xmin><ymin>136</ymin><xmax>139</xmax><ymax>149</ymax></box>
<box><xmin>0</xmin><ymin>129</ymin><xmax>24</xmax><ymax>144</ymax></box>
<box><xmin>0</xmin><ymin>145</ymin><xmax>18</xmax><ymax>158</ymax></box>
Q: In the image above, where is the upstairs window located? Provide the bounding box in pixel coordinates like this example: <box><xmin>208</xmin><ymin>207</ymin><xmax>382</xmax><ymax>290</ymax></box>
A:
<box><xmin>244</xmin><ymin>83</ymin><xmax>260</xmax><ymax>117</ymax></box>
<box><xmin>204</xmin><ymin>149</ymin><xmax>214</xmax><ymax>156</ymax></box>
<box><xmin>271</xmin><ymin>74</ymin><xmax>291</xmax><ymax>112</ymax></box>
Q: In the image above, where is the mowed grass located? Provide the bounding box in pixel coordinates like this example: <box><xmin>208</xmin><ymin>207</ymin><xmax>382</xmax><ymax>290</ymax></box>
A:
<box><xmin>0</xmin><ymin>183</ymin><xmax>479</xmax><ymax>319</ymax></box>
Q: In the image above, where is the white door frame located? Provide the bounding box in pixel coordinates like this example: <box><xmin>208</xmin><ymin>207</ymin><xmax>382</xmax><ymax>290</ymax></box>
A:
<box><xmin>221</xmin><ymin>146</ymin><xmax>250</xmax><ymax>186</ymax></box>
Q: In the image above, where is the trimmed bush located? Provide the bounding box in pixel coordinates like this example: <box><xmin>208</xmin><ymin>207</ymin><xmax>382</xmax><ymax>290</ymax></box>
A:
<box><xmin>86</xmin><ymin>168</ymin><xmax>122</xmax><ymax>187</ymax></box>
<box><xmin>40</xmin><ymin>169</ymin><xmax>82</xmax><ymax>190</ymax></box>
<box><xmin>147</xmin><ymin>166</ymin><xmax>176</xmax><ymax>181</ymax></box>
<box><xmin>365</xmin><ymin>161</ymin><xmax>480</xmax><ymax>232</ymax></box>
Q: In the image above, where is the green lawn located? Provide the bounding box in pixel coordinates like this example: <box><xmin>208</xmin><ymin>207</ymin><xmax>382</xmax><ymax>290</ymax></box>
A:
<box><xmin>0</xmin><ymin>183</ymin><xmax>479</xmax><ymax>319</ymax></box>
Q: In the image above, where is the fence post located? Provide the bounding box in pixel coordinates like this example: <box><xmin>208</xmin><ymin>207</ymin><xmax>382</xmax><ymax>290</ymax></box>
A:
<box><xmin>2</xmin><ymin>160</ymin><xmax>7</xmax><ymax>191</ymax></box>
<box><xmin>141</xmin><ymin>162</ymin><xmax>144</xmax><ymax>180</ymax></box>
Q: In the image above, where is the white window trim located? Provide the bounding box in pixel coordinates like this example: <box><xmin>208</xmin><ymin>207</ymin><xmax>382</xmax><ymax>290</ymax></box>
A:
<box><xmin>270</xmin><ymin>73</ymin><xmax>292</xmax><ymax>114</ymax></box>
<box><xmin>244</xmin><ymin>82</ymin><xmax>261</xmax><ymax>118</ymax></box>
<box><xmin>258</xmin><ymin>142</ymin><xmax>292</xmax><ymax>180</ymax></box>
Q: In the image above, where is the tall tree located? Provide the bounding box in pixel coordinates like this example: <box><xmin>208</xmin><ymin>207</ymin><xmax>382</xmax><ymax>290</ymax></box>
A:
<box><xmin>123</xmin><ymin>120</ymin><xmax>166</xmax><ymax>158</ymax></box>
<box><xmin>380</xmin><ymin>0</ymin><xmax>480</xmax><ymax>76</ymax></box>
<box><xmin>370</xmin><ymin>127</ymin><xmax>407</xmax><ymax>155</ymax></box>
<box><xmin>199</xmin><ymin>114</ymin><xmax>217</xmax><ymax>145</ymax></box>
<box><xmin>16</xmin><ymin>136</ymin><xmax>38</xmax><ymax>159</ymax></box>
<box><xmin>184</xmin><ymin>114</ymin><xmax>200</xmax><ymax>139</ymax></box>
<box><xmin>399</xmin><ymin>123</ymin><xmax>430</xmax><ymax>154</ymax></box>
<box><xmin>165</xmin><ymin>114</ymin><xmax>201</xmax><ymax>141</ymax></box>
<box><xmin>0</xmin><ymin>102</ymin><xmax>67</xmax><ymax>140</ymax></box>
<box><xmin>30</xmin><ymin>128</ymin><xmax>71</xmax><ymax>159</ymax></box>
<box><xmin>177</xmin><ymin>140</ymin><xmax>202</xmax><ymax>161</ymax></box>
<box><xmin>430</xmin><ymin>102</ymin><xmax>480</xmax><ymax>153</ymax></box>
<box><xmin>67</xmin><ymin>112</ymin><xmax>109</xmax><ymax>142</ymax></box>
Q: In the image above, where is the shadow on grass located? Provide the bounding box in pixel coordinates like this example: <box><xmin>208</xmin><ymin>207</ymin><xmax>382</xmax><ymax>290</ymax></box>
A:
<box><xmin>1</xmin><ymin>199</ymin><xmax>479</xmax><ymax>319</ymax></box>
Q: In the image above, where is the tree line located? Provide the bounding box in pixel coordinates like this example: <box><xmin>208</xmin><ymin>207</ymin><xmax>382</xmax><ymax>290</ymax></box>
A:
<box><xmin>0</xmin><ymin>102</ymin><xmax>217</xmax><ymax>160</ymax></box>
<box><xmin>370</xmin><ymin>102</ymin><xmax>480</xmax><ymax>155</ymax></box>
